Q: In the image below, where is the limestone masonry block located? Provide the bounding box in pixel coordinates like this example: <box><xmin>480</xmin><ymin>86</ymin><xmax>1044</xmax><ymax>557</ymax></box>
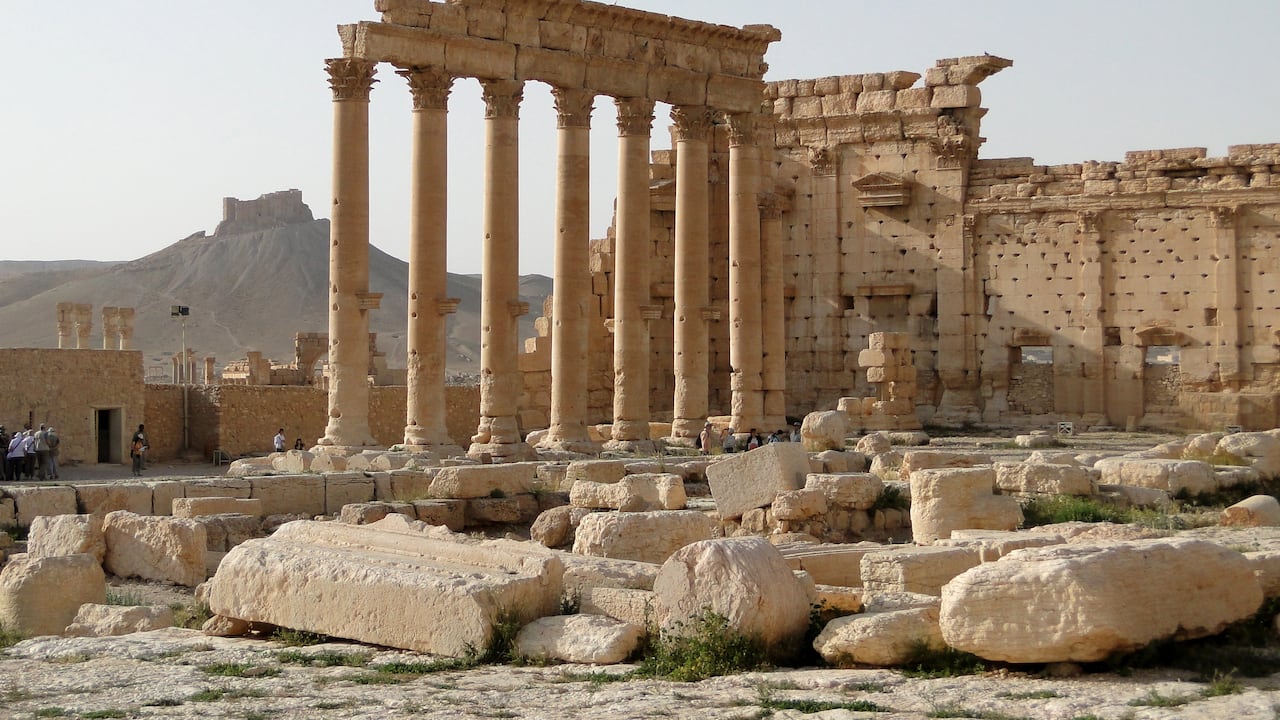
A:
<box><xmin>64</xmin><ymin>603</ymin><xmax>174</xmax><ymax>638</ymax></box>
<box><xmin>566</xmin><ymin>459</ymin><xmax>629</xmax><ymax>486</ymax></box>
<box><xmin>777</xmin><ymin>542</ymin><xmax>882</xmax><ymax>587</ymax></box>
<box><xmin>103</xmin><ymin>511</ymin><xmax>207</xmax><ymax>587</ymax></box>
<box><xmin>6</xmin><ymin>486</ymin><xmax>77</xmax><ymax>527</ymax></box>
<box><xmin>184</xmin><ymin>478</ymin><xmax>251</xmax><ymax>499</ymax></box>
<box><xmin>28</xmin><ymin>514</ymin><xmax>106</xmax><ymax>563</ymax></box>
<box><xmin>466</xmin><ymin>497</ymin><xmax>523</xmax><ymax>525</ymax></box>
<box><xmin>993</xmin><ymin>462</ymin><xmax>1098</xmax><ymax>496</ymax></box>
<box><xmin>77</xmin><ymin>484</ymin><xmax>152</xmax><ymax>517</ymax></box>
<box><xmin>805</xmin><ymin>473</ymin><xmax>884</xmax><ymax>510</ymax></box>
<box><xmin>385</xmin><ymin>469</ymin><xmax>438</xmax><ymax>502</ymax></box>
<box><xmin>910</xmin><ymin>467</ymin><xmax>1022</xmax><ymax>544</ymax></box>
<box><xmin>581</xmin><ymin>586</ymin><xmax>654</xmax><ymax>628</ymax></box>
<box><xmin>936</xmin><ymin>529</ymin><xmax>1066</xmax><ymax>562</ymax></box>
<box><xmin>860</xmin><ymin>545</ymin><xmax>982</xmax><ymax>596</ymax></box>
<box><xmin>771</xmin><ymin>489</ymin><xmax>828</xmax><ymax>521</ymax></box>
<box><xmin>413</xmin><ymin>499</ymin><xmax>467</xmax><ymax>532</ymax></box>
<box><xmin>514</xmin><ymin>614</ymin><xmax>643</xmax><ymax>665</ymax></box>
<box><xmin>1222</xmin><ymin>496</ymin><xmax>1280</xmax><ymax>527</ymax></box>
<box><xmin>572</xmin><ymin>510</ymin><xmax>715</xmax><ymax>565</ymax></box>
<box><xmin>147</xmin><ymin>482</ymin><xmax>183</xmax><ymax>516</ymax></box>
<box><xmin>930</xmin><ymin>84</ymin><xmax>981</xmax><ymax>108</ymax></box>
<box><xmin>814</xmin><ymin>605</ymin><xmax>944</xmax><ymax>667</ymax></box>
<box><xmin>706</xmin><ymin>442</ymin><xmax>812</xmax><ymax>519</ymax></box>
<box><xmin>429</xmin><ymin>463</ymin><xmax>537</xmax><ymax>499</ymax></box>
<box><xmin>900</xmin><ymin>451</ymin><xmax>990</xmax><ymax>478</ymax></box>
<box><xmin>325</xmin><ymin>472</ymin><xmax>376</xmax><ymax>514</ymax></box>
<box><xmin>0</xmin><ymin>553</ymin><xmax>105</xmax><ymax>638</ymax></box>
<box><xmin>1094</xmin><ymin>457</ymin><xmax>1216</xmax><ymax>496</ymax></box>
<box><xmin>207</xmin><ymin>515</ymin><xmax>564</xmax><ymax>657</ymax></box>
<box><xmin>172</xmin><ymin>497</ymin><xmax>263</xmax><ymax>518</ymax></box>
<box><xmin>250</xmin><ymin>474</ymin><xmax>325</xmax><ymax>517</ymax></box>
<box><xmin>801</xmin><ymin>411</ymin><xmax>848</xmax><ymax>451</ymax></box>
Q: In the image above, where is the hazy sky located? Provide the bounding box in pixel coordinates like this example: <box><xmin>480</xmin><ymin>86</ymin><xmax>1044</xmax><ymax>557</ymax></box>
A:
<box><xmin>3</xmin><ymin>1</ymin><xmax>1275</xmax><ymax>276</ymax></box>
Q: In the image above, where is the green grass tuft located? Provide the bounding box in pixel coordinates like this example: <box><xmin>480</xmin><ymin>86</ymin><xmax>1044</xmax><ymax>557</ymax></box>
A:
<box><xmin>635</xmin><ymin>609</ymin><xmax>768</xmax><ymax>682</ymax></box>
<box><xmin>0</xmin><ymin>622</ymin><xmax>26</xmax><ymax>650</ymax></box>
<box><xmin>1126</xmin><ymin>689</ymin><xmax>1193</xmax><ymax>707</ymax></box>
<box><xmin>898</xmin><ymin>642</ymin><xmax>988</xmax><ymax>679</ymax></box>
<box><xmin>270</xmin><ymin>628</ymin><xmax>330</xmax><ymax>647</ymax></box>
<box><xmin>275</xmin><ymin>649</ymin><xmax>370</xmax><ymax>667</ymax></box>
<box><xmin>199</xmin><ymin>662</ymin><xmax>280</xmax><ymax>678</ymax></box>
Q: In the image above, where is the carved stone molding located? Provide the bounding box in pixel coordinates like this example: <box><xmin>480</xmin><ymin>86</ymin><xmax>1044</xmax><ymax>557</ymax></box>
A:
<box><xmin>1209</xmin><ymin>205</ymin><xmax>1240</xmax><ymax>229</ymax></box>
<box><xmin>325</xmin><ymin>58</ymin><xmax>378</xmax><ymax>102</ymax></box>
<box><xmin>807</xmin><ymin>145</ymin><xmax>836</xmax><ymax>176</ymax></box>
<box><xmin>1077</xmin><ymin>210</ymin><xmax>1101</xmax><ymax>235</ymax></box>
<box><xmin>398</xmin><ymin>67</ymin><xmax>452</xmax><ymax>111</ymax></box>
<box><xmin>671</xmin><ymin>106</ymin><xmax>716</xmax><ymax>143</ymax></box>
<box><xmin>758</xmin><ymin>193</ymin><xmax>784</xmax><ymax>220</ymax></box>
<box><xmin>552</xmin><ymin>88</ymin><xmax>595</xmax><ymax>129</ymax></box>
<box><xmin>480</xmin><ymin>79</ymin><xmax>524</xmax><ymax>119</ymax></box>
<box><xmin>615</xmin><ymin>97</ymin><xmax>656</xmax><ymax>136</ymax></box>
<box><xmin>725</xmin><ymin>112</ymin><xmax>756</xmax><ymax>147</ymax></box>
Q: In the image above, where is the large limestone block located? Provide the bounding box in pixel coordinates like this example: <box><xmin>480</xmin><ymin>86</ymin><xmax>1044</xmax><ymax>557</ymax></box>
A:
<box><xmin>861</xmin><ymin>545</ymin><xmax>981</xmax><ymax>596</ymax></box>
<box><xmin>1223</xmin><ymin>496</ymin><xmax>1280</xmax><ymax>527</ymax></box>
<box><xmin>910</xmin><ymin>467</ymin><xmax>1022</xmax><ymax>544</ymax></box>
<box><xmin>145</xmin><ymin>482</ymin><xmax>183</xmax><ymax>516</ymax></box>
<box><xmin>653</xmin><ymin>538</ymin><xmax>813</xmax><ymax>656</ymax></box>
<box><xmin>184</xmin><ymin>478</ymin><xmax>251</xmax><ymax>499</ymax></box>
<box><xmin>801</xmin><ymin>411</ymin><xmax>848</xmax><ymax>451</ymax></box>
<box><xmin>1216</xmin><ymin>432</ymin><xmax>1280</xmax><ymax>479</ymax></box>
<box><xmin>993</xmin><ymin>462</ymin><xmax>1097</xmax><ymax>496</ymax></box>
<box><xmin>514</xmin><ymin>614</ymin><xmax>642</xmax><ymax>665</ymax></box>
<box><xmin>565</xmin><ymin>459</ymin><xmax>629</xmax><ymax>486</ymax></box>
<box><xmin>936</xmin><ymin>529</ymin><xmax>1066</xmax><ymax>562</ymax></box>
<box><xmin>805</xmin><ymin>473</ymin><xmax>884</xmax><ymax>510</ymax></box>
<box><xmin>413</xmin><ymin>499</ymin><xmax>466</xmax><ymax>532</ymax></box>
<box><xmin>531</xmin><ymin>506</ymin><xmax>595</xmax><ymax>549</ymax></box>
<box><xmin>206</xmin><ymin>515</ymin><xmax>564</xmax><ymax>657</ymax></box>
<box><xmin>559</xmin><ymin>553</ymin><xmax>660</xmax><ymax>594</ymax></box>
<box><xmin>0</xmin><ymin>553</ymin><xmax>105</xmax><ymax>637</ymax></box>
<box><xmin>855</xmin><ymin>433</ymin><xmax>892</xmax><ymax>456</ymax></box>
<box><xmin>172</xmin><ymin>497</ymin><xmax>263</xmax><ymax>518</ymax></box>
<box><xmin>249</xmin><ymin>474</ymin><xmax>325</xmax><ymax>517</ymax></box>
<box><xmin>272</xmin><ymin>450</ymin><xmax>315</xmax><ymax>474</ymax></box>
<box><xmin>570</xmin><ymin>474</ymin><xmax>684</xmax><ymax>512</ymax></box>
<box><xmin>572</xmin><ymin>510</ymin><xmax>714</xmax><ymax>565</ymax></box>
<box><xmin>325</xmin><ymin>472</ymin><xmax>375</xmax><ymax>514</ymax></box>
<box><xmin>581</xmin><ymin>586</ymin><xmax>654</xmax><ymax>627</ymax></box>
<box><xmin>77</xmin><ymin>484</ymin><xmax>152</xmax><ymax>516</ymax></box>
<box><xmin>771</xmin><ymin>489</ymin><xmax>828</xmax><ymax>520</ymax></box>
<box><xmin>428</xmin><ymin>463</ymin><xmax>537</xmax><ymax>499</ymax></box>
<box><xmin>6</xmin><ymin>486</ymin><xmax>77</xmax><ymax>527</ymax></box>
<box><xmin>940</xmin><ymin>538</ymin><xmax>1264</xmax><ymax>663</ymax></box>
<box><xmin>1095</xmin><ymin>457</ymin><xmax>1216</xmax><ymax>496</ymax></box>
<box><xmin>706</xmin><ymin>442</ymin><xmax>811</xmax><ymax>520</ymax></box>
<box><xmin>384</xmin><ymin>469</ymin><xmax>438</xmax><ymax>502</ymax></box>
<box><xmin>191</xmin><ymin>513</ymin><xmax>265</xmax><ymax>552</ymax></box>
<box><xmin>0</xmin><ymin>498</ymin><xmax>13</xmax><ymax>528</ymax></box>
<box><xmin>225</xmin><ymin>457</ymin><xmax>273</xmax><ymax>477</ymax></box>
<box><xmin>309</xmin><ymin>454</ymin><xmax>349</xmax><ymax>473</ymax></box>
<box><xmin>814</xmin><ymin>605</ymin><xmax>944</xmax><ymax>667</ymax></box>
<box><xmin>64</xmin><ymin>603</ymin><xmax>173</xmax><ymax>637</ymax></box>
<box><xmin>103</xmin><ymin>511</ymin><xmax>207</xmax><ymax>587</ymax></box>
<box><xmin>900</xmin><ymin>451</ymin><xmax>990</xmax><ymax>479</ymax></box>
<box><xmin>28</xmin><ymin>514</ymin><xmax>106</xmax><ymax>563</ymax></box>
<box><xmin>777</xmin><ymin>542</ymin><xmax>881</xmax><ymax>587</ymax></box>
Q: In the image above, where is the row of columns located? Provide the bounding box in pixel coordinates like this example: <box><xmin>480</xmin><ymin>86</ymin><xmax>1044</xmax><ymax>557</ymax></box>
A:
<box><xmin>320</xmin><ymin>57</ymin><xmax>785</xmax><ymax>455</ymax></box>
<box><xmin>56</xmin><ymin>303</ymin><xmax>135</xmax><ymax>351</ymax></box>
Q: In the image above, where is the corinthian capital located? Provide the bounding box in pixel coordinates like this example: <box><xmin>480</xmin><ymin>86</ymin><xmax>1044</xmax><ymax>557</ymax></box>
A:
<box><xmin>552</xmin><ymin>88</ymin><xmax>595</xmax><ymax>129</ymax></box>
<box><xmin>670</xmin><ymin>106</ymin><xmax>716</xmax><ymax>143</ymax></box>
<box><xmin>398</xmin><ymin>67</ymin><xmax>453</xmax><ymax>111</ymax></box>
<box><xmin>725</xmin><ymin>112</ymin><xmax>756</xmax><ymax>148</ymax></box>
<box><xmin>481</xmin><ymin>79</ymin><xmax>524</xmax><ymax>119</ymax></box>
<box><xmin>325</xmin><ymin>58</ymin><xmax>378</xmax><ymax>102</ymax></box>
<box><xmin>615</xmin><ymin>98</ymin><xmax>655</xmax><ymax>137</ymax></box>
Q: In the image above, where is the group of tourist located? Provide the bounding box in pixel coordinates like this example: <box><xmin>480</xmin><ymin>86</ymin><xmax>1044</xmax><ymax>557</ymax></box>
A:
<box><xmin>1</xmin><ymin>423</ymin><xmax>61</xmax><ymax>481</ymax></box>
<box><xmin>273</xmin><ymin>429</ymin><xmax>307</xmax><ymax>453</ymax></box>
<box><xmin>697</xmin><ymin>422</ymin><xmax>802</xmax><ymax>455</ymax></box>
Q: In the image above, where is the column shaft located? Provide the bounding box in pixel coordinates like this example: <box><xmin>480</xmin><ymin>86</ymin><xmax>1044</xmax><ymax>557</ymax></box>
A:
<box><xmin>469</xmin><ymin>80</ymin><xmax>534</xmax><ymax>462</ymax></box>
<box><xmin>320</xmin><ymin>57</ymin><xmax>379</xmax><ymax>449</ymax></box>
<box><xmin>400</xmin><ymin>68</ymin><xmax>460</xmax><ymax>453</ymax></box>
<box><xmin>760</xmin><ymin>198</ymin><xmax>787</xmax><ymax>429</ymax></box>
<box><xmin>607</xmin><ymin>98</ymin><xmax>656</xmax><ymax>450</ymax></box>
<box><xmin>543</xmin><ymin>88</ymin><xmax>596</xmax><ymax>450</ymax></box>
<box><xmin>727</xmin><ymin>113</ymin><xmax>764</xmax><ymax>433</ymax></box>
<box><xmin>670</xmin><ymin>106</ymin><xmax>714</xmax><ymax>442</ymax></box>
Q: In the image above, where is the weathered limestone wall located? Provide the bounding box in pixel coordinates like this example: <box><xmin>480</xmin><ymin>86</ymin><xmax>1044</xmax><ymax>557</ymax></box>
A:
<box><xmin>0</xmin><ymin>349</ymin><xmax>144</xmax><ymax>466</ymax></box>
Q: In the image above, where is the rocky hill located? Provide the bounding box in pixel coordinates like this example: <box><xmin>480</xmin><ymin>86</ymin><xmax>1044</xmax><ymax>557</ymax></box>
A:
<box><xmin>0</xmin><ymin>191</ymin><xmax>551</xmax><ymax>378</ymax></box>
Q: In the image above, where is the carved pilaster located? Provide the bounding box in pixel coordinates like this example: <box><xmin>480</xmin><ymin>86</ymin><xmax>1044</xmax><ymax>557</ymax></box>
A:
<box><xmin>1209</xmin><ymin>205</ymin><xmax>1240</xmax><ymax>229</ymax></box>
<box><xmin>480</xmin><ymin>79</ymin><xmax>524</xmax><ymax>119</ymax></box>
<box><xmin>398</xmin><ymin>67</ymin><xmax>452</xmax><ymax>111</ymax></box>
<box><xmin>671</xmin><ymin>106</ymin><xmax>716</xmax><ymax>143</ymax></box>
<box><xmin>325</xmin><ymin>58</ymin><xmax>378</xmax><ymax>102</ymax></box>
<box><xmin>932</xmin><ymin>113</ymin><xmax>976</xmax><ymax>170</ymax></box>
<box><xmin>615</xmin><ymin>97</ymin><xmax>655</xmax><ymax>137</ymax></box>
<box><xmin>552</xmin><ymin>88</ymin><xmax>595</xmax><ymax>129</ymax></box>
<box><xmin>808</xmin><ymin>145</ymin><xmax>836</xmax><ymax>176</ymax></box>
<box><xmin>725</xmin><ymin>112</ymin><xmax>756</xmax><ymax>147</ymax></box>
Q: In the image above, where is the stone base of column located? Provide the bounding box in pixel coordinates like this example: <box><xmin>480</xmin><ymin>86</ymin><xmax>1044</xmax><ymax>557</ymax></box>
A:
<box><xmin>312</xmin><ymin>444</ymin><xmax>381</xmax><ymax>458</ymax></box>
<box><xmin>602</xmin><ymin>439</ymin><xmax>659</xmax><ymax>455</ymax></box>
<box><xmin>467</xmin><ymin>441</ymin><xmax>537</xmax><ymax>463</ymax></box>
<box><xmin>536</xmin><ymin>438</ymin><xmax>603</xmax><ymax>455</ymax></box>
<box><xmin>401</xmin><ymin>443</ymin><xmax>465</xmax><ymax>459</ymax></box>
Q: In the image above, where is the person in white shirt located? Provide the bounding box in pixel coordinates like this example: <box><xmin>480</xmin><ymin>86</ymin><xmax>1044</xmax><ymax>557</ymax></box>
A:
<box><xmin>273</xmin><ymin>429</ymin><xmax>286</xmax><ymax>453</ymax></box>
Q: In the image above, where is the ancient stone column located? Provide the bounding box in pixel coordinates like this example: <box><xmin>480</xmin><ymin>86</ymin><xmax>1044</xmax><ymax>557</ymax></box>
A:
<box><xmin>74</xmin><ymin>304</ymin><xmax>93</xmax><ymax>350</ymax></box>
<box><xmin>1210</xmin><ymin>206</ymin><xmax>1244</xmax><ymax>389</ymax></box>
<box><xmin>541</xmin><ymin>88</ymin><xmax>598</xmax><ymax>453</ymax></box>
<box><xmin>669</xmin><ymin>106</ymin><xmax>716</xmax><ymax>445</ymax></box>
<box><xmin>117</xmin><ymin>308</ymin><xmax>136</xmax><ymax>350</ymax></box>
<box><xmin>726</xmin><ymin>112</ymin><xmax>764</xmax><ymax>434</ymax></box>
<box><xmin>760</xmin><ymin>195</ymin><xmax>787</xmax><ymax>430</ymax></box>
<box><xmin>101</xmin><ymin>308</ymin><xmax>120</xmax><ymax>350</ymax></box>
<box><xmin>399</xmin><ymin>67</ymin><xmax>463</xmax><ymax>456</ymax></box>
<box><xmin>468</xmin><ymin>79</ymin><xmax>534</xmax><ymax>462</ymax></box>
<box><xmin>204</xmin><ymin>356</ymin><xmax>216</xmax><ymax>385</ymax></box>
<box><xmin>56</xmin><ymin>303</ymin><xmax>73</xmax><ymax>349</ymax></box>
<box><xmin>319</xmin><ymin>57</ymin><xmax>380</xmax><ymax>450</ymax></box>
<box><xmin>171</xmin><ymin>356</ymin><xmax>181</xmax><ymax>384</ymax></box>
<box><xmin>1075</xmin><ymin>211</ymin><xmax>1108</xmax><ymax>425</ymax></box>
<box><xmin>606</xmin><ymin>98</ymin><xmax>657</xmax><ymax>453</ymax></box>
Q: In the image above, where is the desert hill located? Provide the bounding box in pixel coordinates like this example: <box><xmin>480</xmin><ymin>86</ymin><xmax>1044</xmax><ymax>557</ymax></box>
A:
<box><xmin>0</xmin><ymin>191</ymin><xmax>551</xmax><ymax>378</ymax></box>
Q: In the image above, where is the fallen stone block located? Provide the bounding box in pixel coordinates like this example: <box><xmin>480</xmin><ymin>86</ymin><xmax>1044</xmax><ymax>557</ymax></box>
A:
<box><xmin>580</xmin><ymin>586</ymin><xmax>654</xmax><ymax>627</ymax></box>
<box><xmin>654</xmin><ymin>537</ymin><xmax>814</xmax><ymax>658</ymax></box>
<box><xmin>1246</xmin><ymin>551</ymin><xmax>1280</xmax><ymax>598</ymax></box>
<box><xmin>191</xmin><ymin>513</ymin><xmax>265</xmax><ymax>552</ymax></box>
<box><xmin>1014</xmin><ymin>434</ymin><xmax>1059</xmax><ymax>449</ymax></box>
<box><xmin>309</xmin><ymin>454</ymin><xmax>349</xmax><ymax>473</ymax></box>
<box><xmin>531</xmin><ymin>506</ymin><xmax>595</xmax><ymax>549</ymax></box>
<box><xmin>6</xmin><ymin>486</ymin><xmax>77</xmax><ymax>527</ymax></box>
<box><xmin>572</xmin><ymin>510</ymin><xmax>715</xmax><ymax>565</ymax></box>
<box><xmin>0</xmin><ymin>498</ymin><xmax>13</xmax><ymax>528</ymax></box>
<box><xmin>225</xmin><ymin>457</ymin><xmax>273</xmax><ymax>477</ymax></box>
<box><xmin>776</xmin><ymin>542</ymin><xmax>882</xmax><ymax>587</ymax></box>
<box><xmin>1223</xmin><ymin>495</ymin><xmax>1280</xmax><ymax>527</ymax></box>
<box><xmin>272</xmin><ymin>450</ymin><xmax>315</xmax><ymax>474</ymax></box>
<box><xmin>805</xmin><ymin>473</ymin><xmax>884</xmax><ymax>510</ymax></box>
<box><xmin>814</xmin><ymin>604</ymin><xmax>943</xmax><ymax>667</ymax></box>
<box><xmin>413</xmin><ymin>499</ymin><xmax>466</xmax><ymax>531</ymax></box>
<box><xmin>466</xmin><ymin>497</ymin><xmax>522</xmax><ymax>525</ymax></box>
<box><xmin>570</xmin><ymin>473</ymin><xmax>685</xmax><ymax>512</ymax></box>
<box><xmin>250</xmin><ymin>475</ymin><xmax>325</xmax><ymax>517</ymax></box>
<box><xmin>325</xmin><ymin>472</ymin><xmax>375</xmax><ymax>514</ymax></box>
<box><xmin>706</xmin><ymin>442</ymin><xmax>811</xmax><ymax>520</ymax></box>
<box><xmin>77</xmin><ymin>483</ymin><xmax>152</xmax><ymax>516</ymax></box>
<box><xmin>514</xmin><ymin>614</ymin><xmax>642</xmax><ymax>665</ymax></box>
<box><xmin>1098</xmin><ymin>483</ymin><xmax>1172</xmax><ymax>509</ymax></box>
<box><xmin>64</xmin><ymin>603</ymin><xmax>174</xmax><ymax>637</ymax></box>
<box><xmin>940</xmin><ymin>538</ymin><xmax>1263</xmax><ymax>663</ymax></box>
<box><xmin>1216</xmin><ymin>431</ymin><xmax>1280</xmax><ymax>479</ymax></box>
<box><xmin>28</xmin><ymin>514</ymin><xmax>106</xmax><ymax>563</ymax></box>
<box><xmin>172</xmin><ymin>497</ymin><xmax>263</xmax><ymax>518</ymax></box>
<box><xmin>206</xmin><ymin>515</ymin><xmax>564</xmax><ymax>657</ymax></box>
<box><xmin>370</xmin><ymin>452</ymin><xmax>412</xmax><ymax>472</ymax></box>
<box><xmin>861</xmin><ymin>545</ymin><xmax>981</xmax><ymax>596</ymax></box>
<box><xmin>854</xmin><ymin>433</ymin><xmax>892</xmax><ymax>456</ymax></box>
<box><xmin>0</xmin><ymin>553</ymin><xmax>105</xmax><ymax>637</ymax></box>
<box><xmin>565</xmin><ymin>459</ymin><xmax>629</xmax><ymax>486</ymax></box>
<box><xmin>802</xmin><ymin>411</ymin><xmax>848</xmax><ymax>451</ymax></box>
<box><xmin>559</xmin><ymin>552</ymin><xmax>660</xmax><ymax>594</ymax></box>
<box><xmin>814</xmin><ymin>584</ymin><xmax>864</xmax><ymax>615</ymax></box>
<box><xmin>1095</xmin><ymin>457</ymin><xmax>1216</xmax><ymax>496</ymax></box>
<box><xmin>771</xmin><ymin>489</ymin><xmax>828</xmax><ymax>520</ymax></box>
<box><xmin>900</xmin><ymin>450</ymin><xmax>990</xmax><ymax>479</ymax></box>
<box><xmin>384</xmin><ymin>469</ymin><xmax>438</xmax><ymax>502</ymax></box>
<box><xmin>936</xmin><ymin>529</ymin><xmax>1065</xmax><ymax>562</ymax></box>
<box><xmin>993</xmin><ymin>463</ymin><xmax>1097</xmax><ymax>496</ymax></box>
<box><xmin>910</xmin><ymin>467</ymin><xmax>1022</xmax><ymax>544</ymax></box>
<box><xmin>103</xmin><ymin>511</ymin><xmax>207</xmax><ymax>587</ymax></box>
<box><xmin>429</xmin><ymin>463</ymin><xmax>538</xmax><ymax>499</ymax></box>
<box><xmin>184</xmin><ymin>478</ymin><xmax>251</xmax><ymax>500</ymax></box>
<box><xmin>339</xmin><ymin>502</ymin><xmax>408</xmax><ymax>526</ymax></box>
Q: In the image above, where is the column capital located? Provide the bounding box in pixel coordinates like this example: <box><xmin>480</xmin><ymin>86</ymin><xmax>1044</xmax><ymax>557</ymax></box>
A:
<box><xmin>807</xmin><ymin>145</ymin><xmax>836</xmax><ymax>176</ymax></box>
<box><xmin>671</xmin><ymin>106</ymin><xmax>716</xmax><ymax>143</ymax></box>
<box><xmin>1209</xmin><ymin>205</ymin><xmax>1240</xmax><ymax>229</ymax></box>
<box><xmin>759</xmin><ymin>193</ymin><xmax>785</xmax><ymax>220</ymax></box>
<box><xmin>481</xmin><ymin>79</ymin><xmax>524</xmax><ymax>119</ymax></box>
<box><xmin>398</xmin><ymin>67</ymin><xmax>452</xmax><ymax>111</ymax></box>
<box><xmin>325</xmin><ymin>58</ymin><xmax>378</xmax><ymax>102</ymax></box>
<box><xmin>725</xmin><ymin>112</ymin><xmax>757</xmax><ymax>147</ymax></box>
<box><xmin>552</xmin><ymin>87</ymin><xmax>595</xmax><ymax>129</ymax></box>
<box><xmin>615</xmin><ymin>97</ymin><xmax>655</xmax><ymax>137</ymax></box>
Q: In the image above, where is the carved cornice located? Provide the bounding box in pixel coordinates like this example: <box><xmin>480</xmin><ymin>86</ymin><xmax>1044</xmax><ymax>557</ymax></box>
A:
<box><xmin>725</xmin><ymin>112</ymin><xmax>756</xmax><ymax>147</ymax></box>
<box><xmin>325</xmin><ymin>58</ymin><xmax>378</xmax><ymax>102</ymax></box>
<box><xmin>670</xmin><ymin>106</ymin><xmax>716</xmax><ymax>143</ymax></box>
<box><xmin>615</xmin><ymin>98</ymin><xmax>655</xmax><ymax>137</ymax></box>
<box><xmin>480</xmin><ymin>79</ymin><xmax>524</xmax><ymax>119</ymax></box>
<box><xmin>398</xmin><ymin>67</ymin><xmax>452</xmax><ymax>111</ymax></box>
<box><xmin>552</xmin><ymin>88</ymin><xmax>595</xmax><ymax>129</ymax></box>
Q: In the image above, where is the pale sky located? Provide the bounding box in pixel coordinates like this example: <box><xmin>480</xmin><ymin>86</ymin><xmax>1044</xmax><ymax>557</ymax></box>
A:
<box><xmin>2</xmin><ymin>1</ymin><xmax>1276</xmax><ymax>276</ymax></box>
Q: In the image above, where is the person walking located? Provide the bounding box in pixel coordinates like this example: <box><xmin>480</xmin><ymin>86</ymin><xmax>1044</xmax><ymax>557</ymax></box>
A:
<box><xmin>33</xmin><ymin>424</ymin><xmax>51</xmax><ymax>481</ymax></box>
<box><xmin>21</xmin><ymin>430</ymin><xmax>37</xmax><ymax>480</ymax></box>
<box><xmin>46</xmin><ymin>426</ymin><xmax>61</xmax><ymax>480</ymax></box>
<box><xmin>273</xmin><ymin>428</ymin><xmax>286</xmax><ymax>453</ymax></box>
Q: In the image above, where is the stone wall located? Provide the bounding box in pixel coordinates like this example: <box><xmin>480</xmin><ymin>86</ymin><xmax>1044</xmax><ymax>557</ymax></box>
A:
<box><xmin>0</xmin><ymin>349</ymin><xmax>144</xmax><ymax>465</ymax></box>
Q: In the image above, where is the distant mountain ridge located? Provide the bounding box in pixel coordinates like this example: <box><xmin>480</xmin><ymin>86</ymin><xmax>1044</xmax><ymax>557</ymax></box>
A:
<box><xmin>0</xmin><ymin>191</ymin><xmax>551</xmax><ymax>377</ymax></box>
